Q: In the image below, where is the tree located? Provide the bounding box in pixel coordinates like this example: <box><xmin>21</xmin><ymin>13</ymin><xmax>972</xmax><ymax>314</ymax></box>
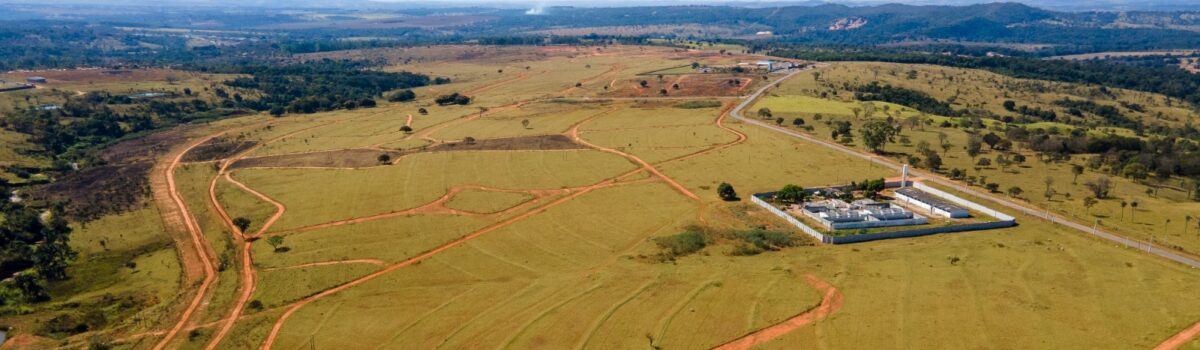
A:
<box><xmin>775</xmin><ymin>117</ymin><xmax>784</xmax><ymax>125</ymax></box>
<box><xmin>938</xmin><ymin>132</ymin><xmax>952</xmax><ymax>155</ymax></box>
<box><xmin>717</xmin><ymin>182</ymin><xmax>738</xmax><ymax>201</ymax></box>
<box><xmin>267</xmin><ymin>236</ymin><xmax>285</xmax><ymax>252</ymax></box>
<box><xmin>982</xmin><ymin>132</ymin><xmax>1002</xmax><ymax>150</ymax></box>
<box><xmin>1121</xmin><ymin>163</ymin><xmax>1149</xmax><ymax>181</ymax></box>
<box><xmin>418</xmin><ymin>107</ymin><xmax>428</xmax><ymax>115</ymax></box>
<box><xmin>859</xmin><ymin>120</ymin><xmax>898</xmax><ymax>152</ymax></box>
<box><xmin>757</xmin><ymin>108</ymin><xmax>772</xmax><ymax>119</ymax></box>
<box><xmin>792</xmin><ymin>118</ymin><xmax>805</xmax><ymax>126</ymax></box>
<box><xmin>400</xmin><ymin>125</ymin><xmax>413</xmax><ymax>134</ymax></box>
<box><xmin>377</xmin><ymin>154</ymin><xmax>391</xmax><ymax>163</ymax></box>
<box><xmin>269</xmin><ymin>106</ymin><xmax>285</xmax><ymax>117</ymax></box>
<box><xmin>1007</xmin><ymin>186</ymin><xmax>1023</xmax><ymax>197</ymax></box>
<box><xmin>923</xmin><ymin>151</ymin><xmax>943</xmax><ymax>170</ymax></box>
<box><xmin>1120</xmin><ymin>200</ymin><xmax>1127</xmax><ymax>220</ymax></box>
<box><xmin>521</xmin><ymin>119</ymin><xmax>531</xmax><ymax>129</ymax></box>
<box><xmin>1069</xmin><ymin>164</ymin><xmax>1084</xmax><ymax>184</ymax></box>
<box><xmin>775</xmin><ymin>184</ymin><xmax>808</xmax><ymax>203</ymax></box>
<box><xmin>1085</xmin><ymin>176</ymin><xmax>1112</xmax><ymax>199</ymax></box>
<box><xmin>232</xmin><ymin>217</ymin><xmax>251</xmax><ymax>233</ymax></box>
<box><xmin>1130</xmin><ymin>200</ymin><xmax>1139</xmax><ymax>221</ymax></box>
<box><xmin>1003</xmin><ymin>100</ymin><xmax>1016</xmax><ymax>111</ymax></box>
<box><xmin>966</xmin><ymin>135</ymin><xmax>983</xmax><ymax>161</ymax></box>
<box><xmin>976</xmin><ymin>157</ymin><xmax>991</xmax><ymax>167</ymax></box>
<box><xmin>996</xmin><ymin>154</ymin><xmax>1011</xmax><ymax>171</ymax></box>
<box><xmin>1043</xmin><ymin>176</ymin><xmax>1055</xmax><ymax>199</ymax></box>
<box><xmin>1083</xmin><ymin>196</ymin><xmax>1098</xmax><ymax>214</ymax></box>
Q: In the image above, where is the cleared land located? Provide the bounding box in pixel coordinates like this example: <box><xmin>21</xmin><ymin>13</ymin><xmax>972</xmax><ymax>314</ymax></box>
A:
<box><xmin>13</xmin><ymin>45</ymin><xmax>1199</xmax><ymax>350</ymax></box>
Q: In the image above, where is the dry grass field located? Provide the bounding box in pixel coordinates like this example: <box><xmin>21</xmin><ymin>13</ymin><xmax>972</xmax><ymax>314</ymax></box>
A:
<box><xmin>752</xmin><ymin>62</ymin><xmax>1200</xmax><ymax>256</ymax></box>
<box><xmin>10</xmin><ymin>45</ymin><xmax>1200</xmax><ymax>350</ymax></box>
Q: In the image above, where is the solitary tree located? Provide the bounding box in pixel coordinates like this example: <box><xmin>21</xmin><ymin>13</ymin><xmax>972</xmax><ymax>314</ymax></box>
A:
<box><xmin>937</xmin><ymin>132</ymin><xmax>952</xmax><ymax>155</ymax></box>
<box><xmin>1007</xmin><ymin>186</ymin><xmax>1023</xmax><ymax>197</ymax></box>
<box><xmin>400</xmin><ymin>125</ymin><xmax>413</xmax><ymax>134</ymax></box>
<box><xmin>985</xmin><ymin>183</ymin><xmax>1000</xmax><ymax>193</ymax></box>
<box><xmin>757</xmin><ymin>108</ymin><xmax>772</xmax><ymax>119</ymax></box>
<box><xmin>717</xmin><ymin>182</ymin><xmax>738</xmax><ymax>201</ymax></box>
<box><xmin>521</xmin><ymin>119</ymin><xmax>531</xmax><ymax>129</ymax></box>
<box><xmin>1130</xmin><ymin>200</ymin><xmax>1139</xmax><ymax>221</ymax></box>
<box><xmin>267</xmin><ymin>236</ymin><xmax>285</xmax><ymax>252</ymax></box>
<box><xmin>1085</xmin><ymin>177</ymin><xmax>1112</xmax><ymax>199</ymax></box>
<box><xmin>377</xmin><ymin>154</ymin><xmax>391</xmax><ymax>163</ymax></box>
<box><xmin>232</xmin><ymin>217</ymin><xmax>251</xmax><ymax>233</ymax></box>
<box><xmin>966</xmin><ymin>135</ymin><xmax>983</xmax><ymax>161</ymax></box>
<box><xmin>464</xmin><ymin>136</ymin><xmax>476</xmax><ymax>145</ymax></box>
<box><xmin>1071</xmin><ymin>164</ymin><xmax>1084</xmax><ymax>184</ymax></box>
<box><xmin>859</xmin><ymin>120</ymin><xmax>898</xmax><ymax>153</ymax></box>
<box><xmin>1083</xmin><ymin>196</ymin><xmax>1098</xmax><ymax>215</ymax></box>
<box><xmin>1120</xmin><ymin>200</ymin><xmax>1128</xmax><ymax>220</ymax></box>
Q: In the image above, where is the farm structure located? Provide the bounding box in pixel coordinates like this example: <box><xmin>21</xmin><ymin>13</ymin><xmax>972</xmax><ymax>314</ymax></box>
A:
<box><xmin>794</xmin><ymin>198</ymin><xmax>928</xmax><ymax>230</ymax></box>
<box><xmin>894</xmin><ymin>187</ymin><xmax>970</xmax><ymax>218</ymax></box>
<box><xmin>25</xmin><ymin>76</ymin><xmax>47</xmax><ymax>84</ymax></box>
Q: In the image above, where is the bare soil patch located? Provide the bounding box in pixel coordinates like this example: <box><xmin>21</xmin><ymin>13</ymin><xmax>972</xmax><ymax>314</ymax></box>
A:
<box><xmin>232</xmin><ymin>135</ymin><xmax>584</xmax><ymax>169</ymax></box>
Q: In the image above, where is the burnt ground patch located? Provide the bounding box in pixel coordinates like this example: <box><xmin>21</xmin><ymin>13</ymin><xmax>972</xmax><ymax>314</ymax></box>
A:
<box><xmin>231</xmin><ymin>134</ymin><xmax>585</xmax><ymax>169</ymax></box>
<box><xmin>25</xmin><ymin>126</ymin><xmax>198</xmax><ymax>221</ymax></box>
<box><xmin>182</xmin><ymin>137</ymin><xmax>257</xmax><ymax>162</ymax></box>
<box><xmin>26</xmin><ymin>163</ymin><xmax>154</xmax><ymax>221</ymax></box>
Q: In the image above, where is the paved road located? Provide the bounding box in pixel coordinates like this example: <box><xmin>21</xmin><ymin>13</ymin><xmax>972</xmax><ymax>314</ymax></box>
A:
<box><xmin>731</xmin><ymin>68</ymin><xmax>1200</xmax><ymax>269</ymax></box>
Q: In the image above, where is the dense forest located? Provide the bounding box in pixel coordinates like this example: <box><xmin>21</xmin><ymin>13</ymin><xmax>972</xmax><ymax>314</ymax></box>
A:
<box><xmin>213</xmin><ymin>59</ymin><xmax>436</xmax><ymax>114</ymax></box>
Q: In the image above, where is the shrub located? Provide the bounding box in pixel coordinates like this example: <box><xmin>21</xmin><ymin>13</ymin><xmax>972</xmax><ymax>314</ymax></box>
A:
<box><xmin>653</xmin><ymin>229</ymin><xmax>707</xmax><ymax>258</ymax></box>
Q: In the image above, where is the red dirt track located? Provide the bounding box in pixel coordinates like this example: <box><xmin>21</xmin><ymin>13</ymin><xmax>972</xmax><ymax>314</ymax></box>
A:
<box><xmin>711</xmin><ymin>274</ymin><xmax>843</xmax><ymax>350</ymax></box>
<box><xmin>1155</xmin><ymin>321</ymin><xmax>1200</xmax><ymax>350</ymax></box>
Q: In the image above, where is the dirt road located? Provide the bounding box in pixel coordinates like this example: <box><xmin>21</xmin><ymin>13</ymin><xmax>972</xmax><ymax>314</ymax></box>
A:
<box><xmin>711</xmin><ymin>274</ymin><xmax>843</xmax><ymax>350</ymax></box>
<box><xmin>731</xmin><ymin>68</ymin><xmax>1200</xmax><ymax>269</ymax></box>
<box><xmin>151</xmin><ymin>132</ymin><xmax>226</xmax><ymax>350</ymax></box>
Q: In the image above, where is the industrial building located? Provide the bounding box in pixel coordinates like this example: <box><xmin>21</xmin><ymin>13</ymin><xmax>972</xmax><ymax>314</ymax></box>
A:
<box><xmin>894</xmin><ymin>187</ymin><xmax>970</xmax><ymax>218</ymax></box>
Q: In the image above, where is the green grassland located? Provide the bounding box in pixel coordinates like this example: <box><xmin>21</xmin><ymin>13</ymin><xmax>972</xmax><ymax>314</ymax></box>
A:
<box><xmin>753</xmin><ymin>63</ymin><xmax>1200</xmax><ymax>256</ymax></box>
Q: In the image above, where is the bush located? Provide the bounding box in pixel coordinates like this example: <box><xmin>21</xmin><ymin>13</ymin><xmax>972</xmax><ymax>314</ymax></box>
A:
<box><xmin>653</xmin><ymin>228</ymin><xmax>707</xmax><ymax>258</ymax></box>
<box><xmin>388</xmin><ymin>89</ymin><xmax>416</xmax><ymax>102</ymax></box>
<box><xmin>435</xmin><ymin>92</ymin><xmax>471</xmax><ymax>106</ymax></box>
<box><xmin>733</xmin><ymin>229</ymin><xmax>798</xmax><ymax>254</ymax></box>
<box><xmin>674</xmin><ymin>100</ymin><xmax>722</xmax><ymax>109</ymax></box>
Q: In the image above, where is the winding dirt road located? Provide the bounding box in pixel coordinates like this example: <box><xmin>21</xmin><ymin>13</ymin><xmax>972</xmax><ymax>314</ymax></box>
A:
<box><xmin>152</xmin><ymin>132</ymin><xmax>226</xmax><ymax>350</ymax></box>
<box><xmin>712</xmin><ymin>274</ymin><xmax>843</xmax><ymax>350</ymax></box>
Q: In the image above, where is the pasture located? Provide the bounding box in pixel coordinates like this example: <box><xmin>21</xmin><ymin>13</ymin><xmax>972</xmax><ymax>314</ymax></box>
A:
<box><xmin>18</xmin><ymin>45</ymin><xmax>1199</xmax><ymax>350</ymax></box>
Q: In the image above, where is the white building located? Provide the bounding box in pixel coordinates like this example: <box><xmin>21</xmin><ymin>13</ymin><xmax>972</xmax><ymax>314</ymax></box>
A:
<box><xmin>894</xmin><ymin>188</ymin><xmax>970</xmax><ymax>218</ymax></box>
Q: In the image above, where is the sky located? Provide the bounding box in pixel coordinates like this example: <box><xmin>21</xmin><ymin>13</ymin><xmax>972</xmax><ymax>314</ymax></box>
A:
<box><xmin>20</xmin><ymin>0</ymin><xmax>1200</xmax><ymax>11</ymax></box>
